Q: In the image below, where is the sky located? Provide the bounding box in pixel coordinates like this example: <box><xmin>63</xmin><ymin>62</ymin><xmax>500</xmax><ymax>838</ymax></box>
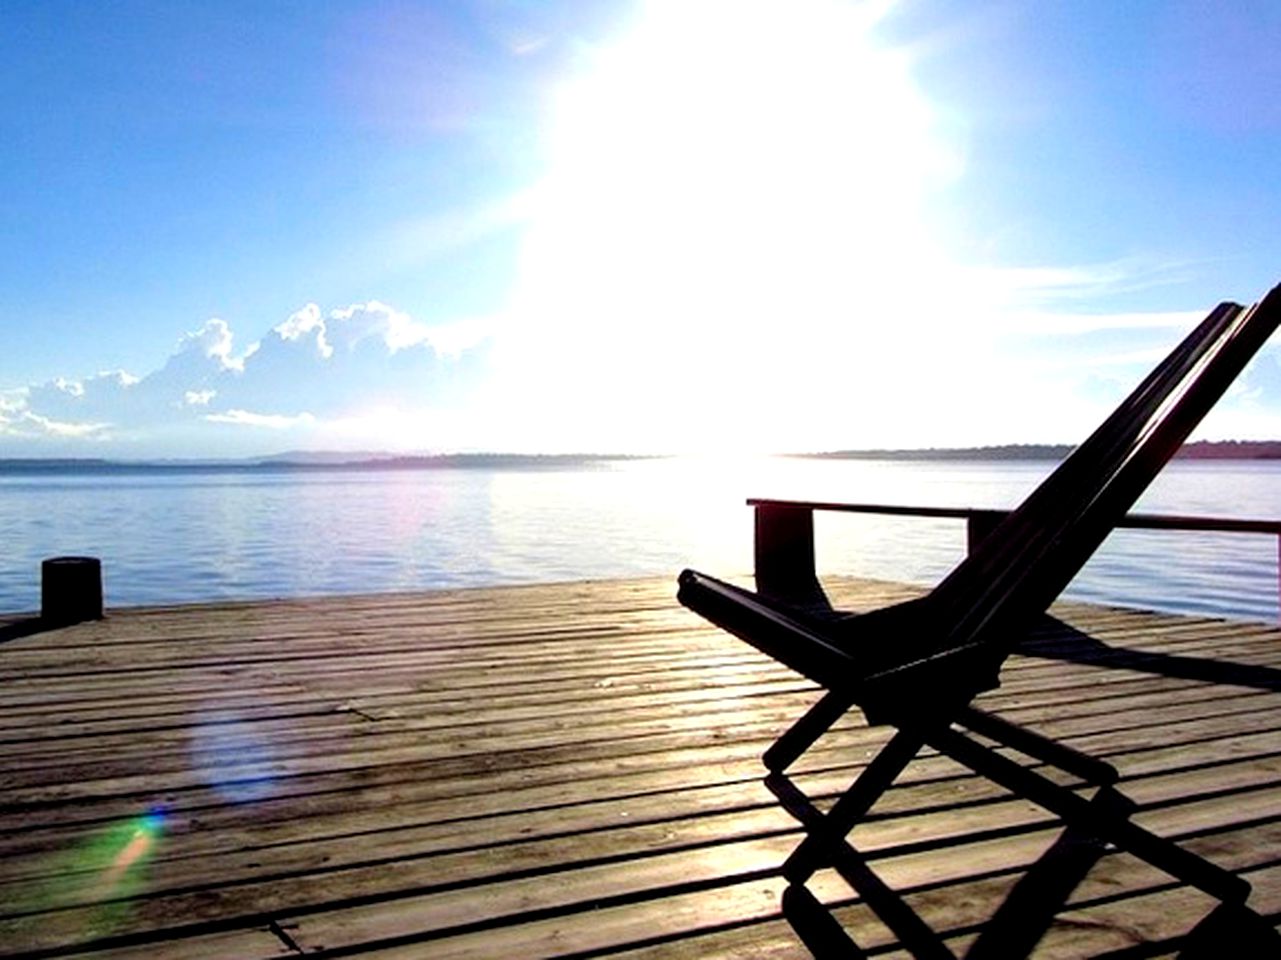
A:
<box><xmin>2</xmin><ymin>0</ymin><xmax>1279</xmax><ymax>458</ymax></box>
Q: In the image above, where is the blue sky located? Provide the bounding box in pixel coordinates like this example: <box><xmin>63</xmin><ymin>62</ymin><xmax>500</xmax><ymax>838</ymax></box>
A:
<box><xmin>2</xmin><ymin>0</ymin><xmax>1279</xmax><ymax>457</ymax></box>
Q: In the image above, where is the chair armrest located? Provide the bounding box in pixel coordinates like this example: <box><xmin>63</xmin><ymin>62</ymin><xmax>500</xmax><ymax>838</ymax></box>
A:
<box><xmin>677</xmin><ymin>569</ymin><xmax>853</xmax><ymax>685</ymax></box>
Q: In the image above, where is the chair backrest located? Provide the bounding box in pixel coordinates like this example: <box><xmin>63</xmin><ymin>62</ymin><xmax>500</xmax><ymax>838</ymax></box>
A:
<box><xmin>913</xmin><ymin>286</ymin><xmax>1281</xmax><ymax>671</ymax></box>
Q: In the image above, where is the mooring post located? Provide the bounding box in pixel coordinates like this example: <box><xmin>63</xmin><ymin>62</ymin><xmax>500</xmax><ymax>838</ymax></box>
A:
<box><xmin>41</xmin><ymin>556</ymin><xmax>104</xmax><ymax>625</ymax></box>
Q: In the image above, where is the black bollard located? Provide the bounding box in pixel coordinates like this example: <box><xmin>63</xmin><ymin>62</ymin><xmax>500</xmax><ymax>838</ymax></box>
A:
<box><xmin>41</xmin><ymin>556</ymin><xmax>104</xmax><ymax>625</ymax></box>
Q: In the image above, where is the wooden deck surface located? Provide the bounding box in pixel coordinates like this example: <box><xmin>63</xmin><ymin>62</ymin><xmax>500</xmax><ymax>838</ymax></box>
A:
<box><xmin>3</xmin><ymin>576</ymin><xmax>1281</xmax><ymax>958</ymax></box>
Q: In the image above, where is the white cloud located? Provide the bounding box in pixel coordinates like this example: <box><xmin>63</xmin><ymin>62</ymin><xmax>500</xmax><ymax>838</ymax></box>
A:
<box><xmin>205</xmin><ymin>409</ymin><xmax>317</xmax><ymax>429</ymax></box>
<box><xmin>272</xmin><ymin>301</ymin><xmax>496</xmax><ymax>360</ymax></box>
<box><xmin>970</xmin><ymin>257</ymin><xmax>1197</xmax><ymax>306</ymax></box>
<box><xmin>0</xmin><ymin>388</ymin><xmax>28</xmax><ymax>413</ymax></box>
<box><xmin>19</xmin><ymin>411</ymin><xmax>111</xmax><ymax>439</ymax></box>
<box><xmin>417</xmin><ymin>313</ymin><xmax>497</xmax><ymax>358</ymax></box>
<box><xmin>326</xmin><ymin>301</ymin><xmax>416</xmax><ymax>353</ymax></box>
<box><xmin>273</xmin><ymin>304</ymin><xmax>332</xmax><ymax>359</ymax></box>
<box><xmin>178</xmin><ymin>318</ymin><xmax>250</xmax><ymax>371</ymax></box>
<box><xmin>995</xmin><ymin>309</ymin><xmax>1205</xmax><ymax>337</ymax></box>
<box><xmin>1</xmin><ymin>298</ymin><xmax>492</xmax><ymax>457</ymax></box>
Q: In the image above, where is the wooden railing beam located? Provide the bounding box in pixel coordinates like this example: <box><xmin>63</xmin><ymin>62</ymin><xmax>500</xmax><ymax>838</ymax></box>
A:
<box><xmin>748</xmin><ymin>498</ymin><xmax>1281</xmax><ymax>619</ymax></box>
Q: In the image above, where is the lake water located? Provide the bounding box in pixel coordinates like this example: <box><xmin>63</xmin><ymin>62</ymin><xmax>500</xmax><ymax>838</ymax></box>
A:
<box><xmin>1</xmin><ymin>457</ymin><xmax>1279</xmax><ymax>621</ymax></box>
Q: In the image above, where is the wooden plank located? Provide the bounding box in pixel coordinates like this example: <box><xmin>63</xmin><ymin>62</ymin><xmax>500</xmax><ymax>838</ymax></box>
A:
<box><xmin>4</xmin><ymin>577</ymin><xmax>1281</xmax><ymax>958</ymax></box>
<box><xmin>50</xmin><ymin>926</ymin><xmax>296</xmax><ymax>960</ymax></box>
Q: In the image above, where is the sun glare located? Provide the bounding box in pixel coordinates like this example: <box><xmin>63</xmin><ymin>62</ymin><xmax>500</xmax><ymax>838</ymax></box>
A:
<box><xmin>493</xmin><ymin>0</ymin><xmax>962</xmax><ymax>452</ymax></box>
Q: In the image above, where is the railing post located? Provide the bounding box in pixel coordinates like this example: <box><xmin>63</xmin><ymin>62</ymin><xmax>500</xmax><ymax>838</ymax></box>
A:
<box><xmin>966</xmin><ymin>510</ymin><xmax>1007</xmax><ymax>555</ymax></box>
<box><xmin>755</xmin><ymin>503</ymin><xmax>825</xmax><ymax>605</ymax></box>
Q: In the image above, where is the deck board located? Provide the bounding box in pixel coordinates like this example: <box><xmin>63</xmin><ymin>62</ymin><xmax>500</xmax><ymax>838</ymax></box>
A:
<box><xmin>4</xmin><ymin>576</ymin><xmax>1281</xmax><ymax>957</ymax></box>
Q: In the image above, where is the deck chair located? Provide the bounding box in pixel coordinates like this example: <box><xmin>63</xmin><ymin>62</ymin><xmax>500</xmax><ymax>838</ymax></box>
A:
<box><xmin>678</xmin><ymin>284</ymin><xmax>1281</xmax><ymax>956</ymax></box>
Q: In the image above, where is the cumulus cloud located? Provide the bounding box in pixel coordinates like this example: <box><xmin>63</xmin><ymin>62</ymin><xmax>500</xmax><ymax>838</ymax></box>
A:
<box><xmin>273</xmin><ymin>305</ymin><xmax>333</xmax><ymax>358</ymax></box>
<box><xmin>329</xmin><ymin>301</ymin><xmax>425</xmax><ymax>352</ymax></box>
<box><xmin>179</xmin><ymin>318</ymin><xmax>251</xmax><ymax>371</ymax></box>
<box><xmin>267</xmin><ymin>300</ymin><xmax>495</xmax><ymax>359</ymax></box>
<box><xmin>2</xmin><ymin>302</ymin><xmax>491</xmax><ymax>457</ymax></box>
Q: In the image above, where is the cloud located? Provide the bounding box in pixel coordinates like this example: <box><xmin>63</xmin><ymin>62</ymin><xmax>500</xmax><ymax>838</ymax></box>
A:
<box><xmin>230</xmin><ymin>302</ymin><xmax>490</xmax><ymax>418</ymax></box>
<box><xmin>178</xmin><ymin>318</ymin><xmax>251</xmax><ymax>372</ymax></box>
<box><xmin>994</xmin><ymin>309</ymin><xmax>1205</xmax><ymax>337</ymax></box>
<box><xmin>974</xmin><ymin>258</ymin><xmax>1192</xmax><ymax>302</ymax></box>
<box><xmin>205</xmin><ymin>409</ymin><xmax>317</xmax><ymax>429</ymax></box>
<box><xmin>273</xmin><ymin>305</ymin><xmax>333</xmax><ymax>359</ymax></box>
<box><xmin>4</xmin><ymin>266</ymin><xmax>1278</xmax><ymax>459</ymax></box>
<box><xmin>25</xmin><ymin>369</ymin><xmax>144</xmax><ymax>426</ymax></box>
<box><xmin>15</xmin><ymin>410</ymin><xmax>112</xmax><ymax>439</ymax></box>
<box><xmin>267</xmin><ymin>300</ymin><xmax>497</xmax><ymax>360</ymax></box>
<box><xmin>3</xmin><ymin>302</ymin><xmax>490</xmax><ymax>457</ymax></box>
<box><xmin>308</xmin><ymin>301</ymin><xmax>417</xmax><ymax>354</ymax></box>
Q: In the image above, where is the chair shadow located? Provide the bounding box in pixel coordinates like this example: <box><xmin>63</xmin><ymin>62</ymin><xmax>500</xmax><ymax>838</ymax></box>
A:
<box><xmin>1016</xmin><ymin>614</ymin><xmax>1281</xmax><ymax>692</ymax></box>
<box><xmin>774</xmin><ymin>785</ymin><xmax>1113</xmax><ymax>960</ymax></box>
<box><xmin>964</xmin><ymin>791</ymin><xmax>1121</xmax><ymax>960</ymax></box>
<box><xmin>775</xmin><ymin>782</ymin><xmax>1281</xmax><ymax>959</ymax></box>
<box><xmin>775</xmin><ymin>616</ymin><xmax>1281</xmax><ymax>958</ymax></box>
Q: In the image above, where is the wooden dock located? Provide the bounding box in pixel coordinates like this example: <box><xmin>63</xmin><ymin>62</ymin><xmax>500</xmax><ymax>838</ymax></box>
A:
<box><xmin>3</xmin><ymin>576</ymin><xmax>1281</xmax><ymax>958</ymax></box>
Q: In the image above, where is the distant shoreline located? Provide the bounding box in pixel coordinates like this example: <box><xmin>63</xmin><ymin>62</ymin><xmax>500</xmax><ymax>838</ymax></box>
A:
<box><xmin>796</xmin><ymin>440</ymin><xmax>1281</xmax><ymax>462</ymax></box>
<box><xmin>0</xmin><ymin>453</ymin><xmax>654</xmax><ymax>474</ymax></box>
<box><xmin>3</xmin><ymin>440</ymin><xmax>1281</xmax><ymax>473</ymax></box>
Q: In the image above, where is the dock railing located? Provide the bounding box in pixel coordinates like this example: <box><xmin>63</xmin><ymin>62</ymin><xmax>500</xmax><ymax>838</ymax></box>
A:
<box><xmin>749</xmin><ymin>497</ymin><xmax>1281</xmax><ymax>618</ymax></box>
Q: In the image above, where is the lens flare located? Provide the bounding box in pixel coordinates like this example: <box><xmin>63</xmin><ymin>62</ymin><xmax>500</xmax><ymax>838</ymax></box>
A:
<box><xmin>13</xmin><ymin>809</ymin><xmax>169</xmax><ymax>945</ymax></box>
<box><xmin>104</xmin><ymin>812</ymin><xmax>164</xmax><ymax>880</ymax></box>
<box><xmin>190</xmin><ymin>711</ymin><xmax>280</xmax><ymax>803</ymax></box>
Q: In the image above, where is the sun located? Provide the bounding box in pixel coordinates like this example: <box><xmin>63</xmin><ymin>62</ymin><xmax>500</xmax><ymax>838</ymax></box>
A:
<box><xmin>491</xmin><ymin>0</ymin><xmax>961</xmax><ymax>453</ymax></box>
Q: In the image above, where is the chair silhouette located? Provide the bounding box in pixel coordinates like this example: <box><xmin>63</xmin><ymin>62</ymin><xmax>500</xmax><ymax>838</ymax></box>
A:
<box><xmin>678</xmin><ymin>285</ymin><xmax>1281</xmax><ymax>956</ymax></box>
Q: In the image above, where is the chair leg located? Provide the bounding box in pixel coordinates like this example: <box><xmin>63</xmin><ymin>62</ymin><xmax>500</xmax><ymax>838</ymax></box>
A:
<box><xmin>765</xmin><ymin>689</ymin><xmax>855</xmax><ymax>773</ymax></box>
<box><xmin>782</xmin><ymin>726</ymin><xmax>929</xmax><ymax>884</ymax></box>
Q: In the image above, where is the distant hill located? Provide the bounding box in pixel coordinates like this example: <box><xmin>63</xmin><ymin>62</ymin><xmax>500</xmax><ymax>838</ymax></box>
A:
<box><xmin>801</xmin><ymin>441</ymin><xmax>1281</xmax><ymax>461</ymax></box>
<box><xmin>258</xmin><ymin>452</ymin><xmax>652</xmax><ymax>469</ymax></box>
<box><xmin>3</xmin><ymin>442</ymin><xmax>1280</xmax><ymax>472</ymax></box>
<box><xmin>0</xmin><ymin>458</ymin><xmax>115</xmax><ymax>468</ymax></box>
<box><xmin>1175</xmin><ymin>440</ymin><xmax>1281</xmax><ymax>460</ymax></box>
<box><xmin>0</xmin><ymin>452</ymin><xmax>652</xmax><ymax>473</ymax></box>
<box><xmin>255</xmin><ymin>450</ymin><xmax>400</xmax><ymax>465</ymax></box>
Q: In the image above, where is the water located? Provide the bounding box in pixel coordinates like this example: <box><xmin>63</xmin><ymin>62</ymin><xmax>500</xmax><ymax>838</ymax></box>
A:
<box><xmin>1</xmin><ymin>457</ymin><xmax>1278</xmax><ymax>621</ymax></box>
